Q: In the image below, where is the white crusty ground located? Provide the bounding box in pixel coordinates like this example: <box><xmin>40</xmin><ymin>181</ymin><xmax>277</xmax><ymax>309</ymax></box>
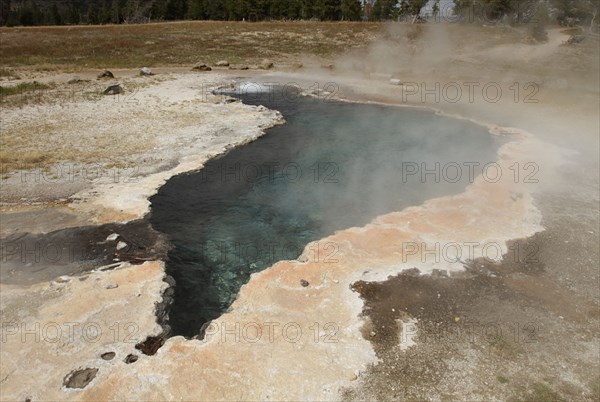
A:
<box><xmin>0</xmin><ymin>72</ymin><xmax>573</xmax><ymax>401</ymax></box>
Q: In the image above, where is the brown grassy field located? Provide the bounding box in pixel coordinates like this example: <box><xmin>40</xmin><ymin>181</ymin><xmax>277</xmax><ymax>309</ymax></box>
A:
<box><xmin>0</xmin><ymin>21</ymin><xmax>380</xmax><ymax>70</ymax></box>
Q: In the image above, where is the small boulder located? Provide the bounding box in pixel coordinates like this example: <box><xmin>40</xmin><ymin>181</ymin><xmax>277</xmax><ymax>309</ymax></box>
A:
<box><xmin>68</xmin><ymin>76</ymin><xmax>81</xmax><ymax>84</ymax></box>
<box><xmin>97</xmin><ymin>70</ymin><xmax>114</xmax><ymax>79</ymax></box>
<box><xmin>215</xmin><ymin>60</ymin><xmax>230</xmax><ymax>67</ymax></box>
<box><xmin>106</xmin><ymin>233</ymin><xmax>119</xmax><ymax>241</ymax></box>
<box><xmin>116</xmin><ymin>241</ymin><xmax>127</xmax><ymax>250</ymax></box>
<box><xmin>124</xmin><ymin>354</ymin><xmax>138</xmax><ymax>364</ymax></box>
<box><xmin>390</xmin><ymin>78</ymin><xmax>402</xmax><ymax>85</ymax></box>
<box><xmin>259</xmin><ymin>59</ymin><xmax>274</xmax><ymax>70</ymax></box>
<box><xmin>100</xmin><ymin>352</ymin><xmax>116</xmax><ymax>360</ymax></box>
<box><xmin>103</xmin><ymin>84</ymin><xmax>122</xmax><ymax>95</ymax></box>
<box><xmin>192</xmin><ymin>62</ymin><xmax>212</xmax><ymax>71</ymax></box>
<box><xmin>140</xmin><ymin>67</ymin><xmax>154</xmax><ymax>76</ymax></box>
<box><xmin>63</xmin><ymin>368</ymin><xmax>98</xmax><ymax>389</ymax></box>
<box><xmin>565</xmin><ymin>35</ymin><xmax>585</xmax><ymax>45</ymax></box>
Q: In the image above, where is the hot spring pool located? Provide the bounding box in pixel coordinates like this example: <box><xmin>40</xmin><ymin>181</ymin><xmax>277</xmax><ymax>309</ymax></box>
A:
<box><xmin>149</xmin><ymin>85</ymin><xmax>501</xmax><ymax>338</ymax></box>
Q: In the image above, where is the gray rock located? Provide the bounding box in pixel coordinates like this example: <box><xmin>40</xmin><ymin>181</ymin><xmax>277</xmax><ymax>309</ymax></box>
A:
<box><xmin>68</xmin><ymin>76</ymin><xmax>81</xmax><ymax>84</ymax></box>
<box><xmin>97</xmin><ymin>70</ymin><xmax>114</xmax><ymax>79</ymax></box>
<box><xmin>140</xmin><ymin>67</ymin><xmax>153</xmax><ymax>76</ymax></box>
<box><xmin>259</xmin><ymin>59</ymin><xmax>274</xmax><ymax>70</ymax></box>
<box><xmin>390</xmin><ymin>78</ymin><xmax>402</xmax><ymax>85</ymax></box>
<box><xmin>565</xmin><ymin>35</ymin><xmax>585</xmax><ymax>45</ymax></box>
<box><xmin>192</xmin><ymin>62</ymin><xmax>212</xmax><ymax>71</ymax></box>
<box><xmin>100</xmin><ymin>352</ymin><xmax>116</xmax><ymax>360</ymax></box>
<box><xmin>63</xmin><ymin>368</ymin><xmax>98</xmax><ymax>389</ymax></box>
<box><xmin>106</xmin><ymin>233</ymin><xmax>119</xmax><ymax>241</ymax></box>
<box><xmin>215</xmin><ymin>60</ymin><xmax>230</xmax><ymax>67</ymax></box>
<box><xmin>103</xmin><ymin>84</ymin><xmax>122</xmax><ymax>95</ymax></box>
<box><xmin>124</xmin><ymin>354</ymin><xmax>138</xmax><ymax>364</ymax></box>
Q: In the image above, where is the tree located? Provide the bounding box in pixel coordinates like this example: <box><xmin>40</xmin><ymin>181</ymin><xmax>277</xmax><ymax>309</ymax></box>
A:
<box><xmin>432</xmin><ymin>0</ymin><xmax>439</xmax><ymax>19</ymax></box>
<box><xmin>0</xmin><ymin>0</ymin><xmax>11</xmax><ymax>25</ymax></box>
<box><xmin>19</xmin><ymin>5</ymin><xmax>34</xmax><ymax>25</ymax></box>
<box><xmin>111</xmin><ymin>0</ymin><xmax>121</xmax><ymax>23</ymax></box>
<box><xmin>188</xmin><ymin>0</ymin><xmax>208</xmax><ymax>19</ymax></box>
<box><xmin>553</xmin><ymin>0</ymin><xmax>599</xmax><ymax>26</ymax></box>
<box><xmin>226</xmin><ymin>0</ymin><xmax>248</xmax><ymax>20</ymax></box>
<box><xmin>453</xmin><ymin>0</ymin><xmax>516</xmax><ymax>21</ymax></box>
<box><xmin>399</xmin><ymin>0</ymin><xmax>427</xmax><ymax>17</ymax></box>
<box><xmin>123</xmin><ymin>0</ymin><xmax>153</xmax><ymax>22</ymax></box>
<box><xmin>50</xmin><ymin>3</ymin><xmax>63</xmax><ymax>25</ymax></box>
<box><xmin>31</xmin><ymin>1</ymin><xmax>44</xmax><ymax>25</ymax></box>
<box><xmin>342</xmin><ymin>0</ymin><xmax>362</xmax><ymax>20</ymax></box>
<box><xmin>98</xmin><ymin>0</ymin><xmax>110</xmax><ymax>23</ymax></box>
<box><xmin>151</xmin><ymin>0</ymin><xmax>167</xmax><ymax>19</ymax></box>
<box><xmin>530</xmin><ymin>1</ymin><xmax>548</xmax><ymax>41</ymax></box>
<box><xmin>316</xmin><ymin>0</ymin><xmax>341</xmax><ymax>20</ymax></box>
<box><xmin>483</xmin><ymin>0</ymin><xmax>512</xmax><ymax>20</ymax></box>
<box><xmin>67</xmin><ymin>4</ymin><xmax>81</xmax><ymax>24</ymax></box>
<box><xmin>165</xmin><ymin>0</ymin><xmax>187</xmax><ymax>19</ymax></box>
<box><xmin>206</xmin><ymin>0</ymin><xmax>226</xmax><ymax>19</ymax></box>
<box><xmin>300</xmin><ymin>0</ymin><xmax>317</xmax><ymax>19</ymax></box>
<box><xmin>18</xmin><ymin>1</ymin><xmax>44</xmax><ymax>26</ymax></box>
<box><xmin>370</xmin><ymin>0</ymin><xmax>397</xmax><ymax>20</ymax></box>
<box><xmin>87</xmin><ymin>2</ymin><xmax>99</xmax><ymax>24</ymax></box>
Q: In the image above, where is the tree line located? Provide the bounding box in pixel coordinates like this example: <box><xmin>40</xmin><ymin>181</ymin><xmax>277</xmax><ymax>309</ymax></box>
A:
<box><xmin>1</xmin><ymin>0</ymin><xmax>366</xmax><ymax>25</ymax></box>
<box><xmin>0</xmin><ymin>0</ymin><xmax>597</xmax><ymax>26</ymax></box>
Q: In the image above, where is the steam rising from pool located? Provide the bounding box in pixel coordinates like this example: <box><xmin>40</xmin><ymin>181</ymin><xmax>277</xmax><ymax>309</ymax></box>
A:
<box><xmin>149</xmin><ymin>85</ymin><xmax>500</xmax><ymax>338</ymax></box>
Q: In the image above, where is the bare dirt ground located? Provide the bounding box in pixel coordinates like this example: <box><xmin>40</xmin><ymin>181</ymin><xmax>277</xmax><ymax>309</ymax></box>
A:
<box><xmin>343</xmin><ymin>178</ymin><xmax>600</xmax><ymax>401</ymax></box>
<box><xmin>0</xmin><ymin>21</ymin><xmax>598</xmax><ymax>401</ymax></box>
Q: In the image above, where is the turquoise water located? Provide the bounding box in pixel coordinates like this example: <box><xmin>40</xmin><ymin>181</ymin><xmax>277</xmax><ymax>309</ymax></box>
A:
<box><xmin>149</xmin><ymin>87</ymin><xmax>500</xmax><ymax>338</ymax></box>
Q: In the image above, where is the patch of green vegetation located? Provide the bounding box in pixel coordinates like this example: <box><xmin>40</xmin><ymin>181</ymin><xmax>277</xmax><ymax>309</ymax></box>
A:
<box><xmin>497</xmin><ymin>375</ymin><xmax>509</xmax><ymax>384</ymax></box>
<box><xmin>0</xmin><ymin>81</ymin><xmax>58</xmax><ymax>108</ymax></box>
<box><xmin>0</xmin><ymin>81</ymin><xmax>50</xmax><ymax>97</ymax></box>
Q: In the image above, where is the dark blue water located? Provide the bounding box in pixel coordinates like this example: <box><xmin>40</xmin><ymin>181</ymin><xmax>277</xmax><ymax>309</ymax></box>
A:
<box><xmin>149</xmin><ymin>87</ymin><xmax>500</xmax><ymax>338</ymax></box>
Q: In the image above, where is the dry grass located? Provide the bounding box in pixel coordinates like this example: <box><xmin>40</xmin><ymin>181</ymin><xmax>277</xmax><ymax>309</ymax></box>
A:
<box><xmin>0</xmin><ymin>149</ymin><xmax>48</xmax><ymax>172</ymax></box>
<box><xmin>0</xmin><ymin>21</ymin><xmax>380</xmax><ymax>70</ymax></box>
<box><xmin>0</xmin><ymin>81</ymin><xmax>56</xmax><ymax>107</ymax></box>
<box><xmin>0</xmin><ymin>67</ymin><xmax>21</xmax><ymax>79</ymax></box>
<box><xmin>0</xmin><ymin>81</ymin><xmax>52</xmax><ymax>96</ymax></box>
